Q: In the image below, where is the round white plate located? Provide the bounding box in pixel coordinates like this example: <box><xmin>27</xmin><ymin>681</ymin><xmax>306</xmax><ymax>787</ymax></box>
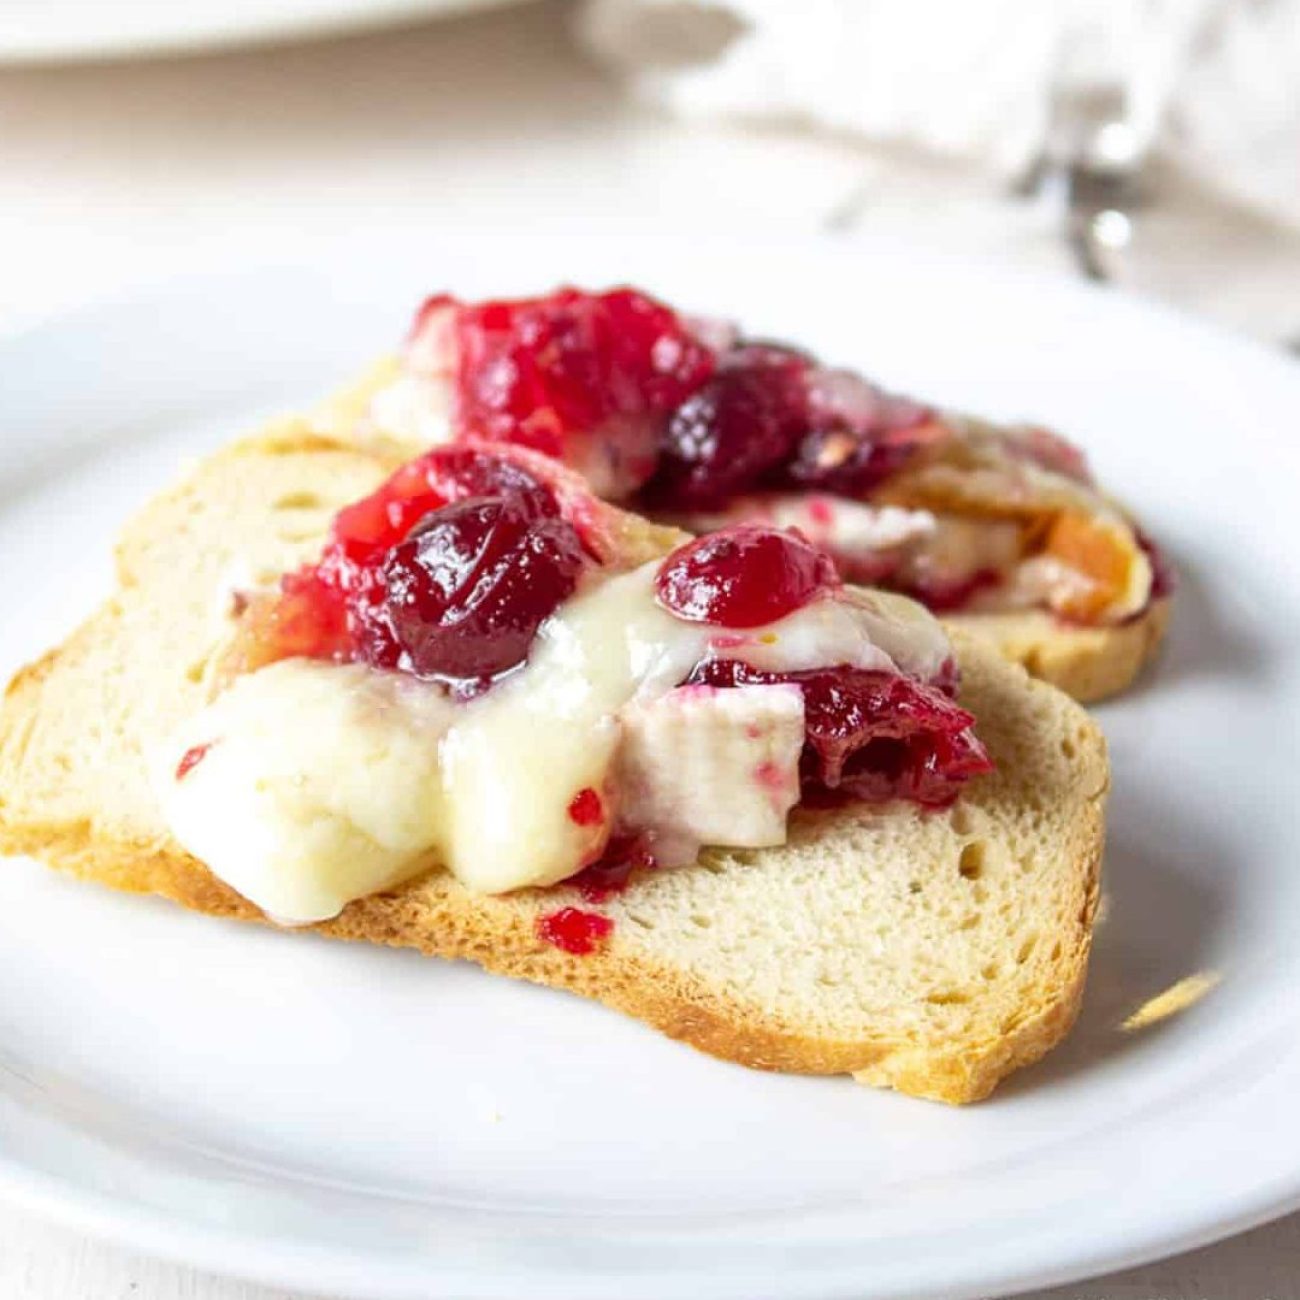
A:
<box><xmin>0</xmin><ymin>0</ymin><xmax>527</xmax><ymax>65</ymax></box>
<box><xmin>1</xmin><ymin>236</ymin><xmax>1298</xmax><ymax>1300</ymax></box>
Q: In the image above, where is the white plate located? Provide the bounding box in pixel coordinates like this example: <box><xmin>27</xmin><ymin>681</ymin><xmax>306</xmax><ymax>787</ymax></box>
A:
<box><xmin>0</xmin><ymin>0</ymin><xmax>527</xmax><ymax>65</ymax></box>
<box><xmin>1</xmin><ymin>236</ymin><xmax>1299</xmax><ymax>1300</ymax></box>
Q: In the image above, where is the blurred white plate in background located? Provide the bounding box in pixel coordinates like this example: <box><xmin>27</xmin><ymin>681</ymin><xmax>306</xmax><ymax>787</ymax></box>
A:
<box><xmin>0</xmin><ymin>0</ymin><xmax>529</xmax><ymax>64</ymax></box>
<box><xmin>0</xmin><ymin>234</ymin><xmax>1299</xmax><ymax>1300</ymax></box>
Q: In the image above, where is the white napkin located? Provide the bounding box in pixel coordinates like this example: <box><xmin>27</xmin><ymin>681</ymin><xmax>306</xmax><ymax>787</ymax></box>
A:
<box><xmin>578</xmin><ymin>0</ymin><xmax>1300</xmax><ymax>232</ymax></box>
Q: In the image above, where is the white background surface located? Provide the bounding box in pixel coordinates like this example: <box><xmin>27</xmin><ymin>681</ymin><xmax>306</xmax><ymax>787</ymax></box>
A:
<box><xmin>1</xmin><ymin>1208</ymin><xmax>1297</xmax><ymax>1300</ymax></box>
<box><xmin>1</xmin><ymin>4</ymin><xmax>1298</xmax><ymax>1297</ymax></box>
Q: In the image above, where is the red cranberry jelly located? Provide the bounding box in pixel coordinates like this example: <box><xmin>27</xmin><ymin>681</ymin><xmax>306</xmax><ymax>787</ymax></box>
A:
<box><xmin>175</xmin><ymin>742</ymin><xmax>215</xmax><ymax>781</ymax></box>
<box><xmin>400</xmin><ymin>287</ymin><xmax>1154</xmax><ymax>622</ymax></box>
<box><xmin>536</xmin><ymin>907</ymin><xmax>614</xmax><ymax>955</ymax></box>
<box><xmin>567</xmin><ymin>787</ymin><xmax>605</xmax><ymax>827</ymax></box>
<box><xmin>411</xmin><ymin>288</ymin><xmax>716</xmax><ymax>460</ymax></box>
<box><xmin>781</xmin><ymin>369</ymin><xmax>944</xmax><ymax>498</ymax></box>
<box><xmin>411</xmin><ymin>287</ymin><xmax>945</xmax><ymax>512</ymax></box>
<box><xmin>656</xmin><ymin>525</ymin><xmax>840</xmax><ymax>628</ymax></box>
<box><xmin>568</xmin><ymin>832</ymin><xmax>658</xmax><ymax>903</ymax></box>
<box><xmin>688</xmin><ymin>660</ymin><xmax>992</xmax><ymax>808</ymax></box>
<box><xmin>647</xmin><ymin>343</ymin><xmax>812</xmax><ymax>508</ymax></box>
<box><xmin>329</xmin><ymin>446</ymin><xmax>559</xmax><ymax>566</ymax></box>
<box><xmin>258</xmin><ymin>446</ymin><xmax>590</xmax><ymax>684</ymax></box>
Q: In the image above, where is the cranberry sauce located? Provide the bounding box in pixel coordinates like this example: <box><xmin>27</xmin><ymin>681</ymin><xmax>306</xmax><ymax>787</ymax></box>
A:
<box><xmin>382</xmin><ymin>492</ymin><xmax>585</xmax><ymax>683</ymax></box>
<box><xmin>398</xmin><ymin>287</ymin><xmax>1165</xmax><ymax>623</ymax></box>
<box><xmin>410</xmin><ymin>288</ymin><xmax>715</xmax><ymax>471</ymax></box>
<box><xmin>646</xmin><ymin>343</ymin><xmax>813</xmax><ymax>508</ymax></box>
<box><xmin>536</xmin><ymin>906</ymin><xmax>615</xmax><ymax>955</ymax></box>
<box><xmin>653</xmin><ymin>523</ymin><xmax>990</xmax><ymax>808</ymax></box>
<box><xmin>655</xmin><ymin>524</ymin><xmax>840</xmax><ymax>628</ymax></box>
<box><xmin>254</xmin><ymin>446</ymin><xmax>593</xmax><ymax>688</ymax></box>
<box><xmin>407</xmin><ymin>288</ymin><xmax>942</xmax><ymax>510</ymax></box>
<box><xmin>568</xmin><ymin>833</ymin><xmax>659</xmax><ymax>903</ymax></box>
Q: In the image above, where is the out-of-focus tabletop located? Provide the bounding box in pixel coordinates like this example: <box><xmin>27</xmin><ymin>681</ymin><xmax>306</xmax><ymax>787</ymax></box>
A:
<box><xmin>3</xmin><ymin>0</ymin><xmax>1296</xmax><ymax>341</ymax></box>
<box><xmin>0</xmin><ymin>3</ymin><xmax>1297</xmax><ymax>1297</ymax></box>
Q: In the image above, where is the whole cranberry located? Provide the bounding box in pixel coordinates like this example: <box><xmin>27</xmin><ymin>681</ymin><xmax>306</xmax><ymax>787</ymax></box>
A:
<box><xmin>655</xmin><ymin>524</ymin><xmax>839</xmax><ymax>628</ymax></box>
<box><xmin>784</xmin><ymin>368</ymin><xmax>940</xmax><ymax>497</ymax></box>
<box><xmin>380</xmin><ymin>491</ymin><xmax>586</xmax><ymax>683</ymax></box>
<box><xmin>646</xmin><ymin>343</ymin><xmax>812</xmax><ymax>509</ymax></box>
<box><xmin>336</xmin><ymin>447</ymin><xmax>561</xmax><ymax>559</ymax></box>
<box><xmin>419</xmin><ymin>446</ymin><xmax>559</xmax><ymax>511</ymax></box>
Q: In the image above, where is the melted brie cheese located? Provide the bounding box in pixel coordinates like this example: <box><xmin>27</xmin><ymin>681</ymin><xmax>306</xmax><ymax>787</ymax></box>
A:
<box><xmin>155</xmin><ymin>661</ymin><xmax>455</xmax><ymax>924</ymax></box>
<box><xmin>156</xmin><ymin>564</ymin><xmax>954</xmax><ymax>921</ymax></box>
<box><xmin>678</xmin><ymin>495</ymin><xmax>936</xmax><ymax>561</ymax></box>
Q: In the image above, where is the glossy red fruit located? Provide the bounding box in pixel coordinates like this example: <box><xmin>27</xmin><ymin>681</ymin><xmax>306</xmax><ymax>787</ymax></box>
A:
<box><xmin>536</xmin><ymin>907</ymin><xmax>614</xmax><ymax>955</ymax></box>
<box><xmin>330</xmin><ymin>445</ymin><xmax>556</xmax><ymax>569</ymax></box>
<box><xmin>254</xmin><ymin>447</ymin><xmax>590</xmax><ymax>678</ymax></box>
<box><xmin>380</xmin><ymin>491</ymin><xmax>586</xmax><ymax>683</ymax></box>
<box><xmin>647</xmin><ymin>343</ymin><xmax>811</xmax><ymax>508</ymax></box>
<box><xmin>433</xmin><ymin>287</ymin><xmax>716</xmax><ymax>457</ymax></box>
<box><xmin>420</xmin><ymin>446</ymin><xmax>561</xmax><ymax>512</ymax></box>
<box><xmin>783</xmin><ymin>368</ymin><xmax>942</xmax><ymax>497</ymax></box>
<box><xmin>260</xmin><ymin>565</ymin><xmax>355</xmax><ymax>663</ymax></box>
<box><xmin>687</xmin><ymin>660</ymin><xmax>992</xmax><ymax>808</ymax></box>
<box><xmin>655</xmin><ymin>525</ymin><xmax>840</xmax><ymax>628</ymax></box>
<box><xmin>567</xmin><ymin>787</ymin><xmax>605</xmax><ymax>827</ymax></box>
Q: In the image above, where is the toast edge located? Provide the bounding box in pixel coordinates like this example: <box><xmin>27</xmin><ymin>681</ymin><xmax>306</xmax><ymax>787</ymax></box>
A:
<box><xmin>948</xmin><ymin>598</ymin><xmax>1171</xmax><ymax>705</ymax></box>
<box><xmin>0</xmin><ymin>706</ymin><xmax>1106</xmax><ymax>1109</ymax></box>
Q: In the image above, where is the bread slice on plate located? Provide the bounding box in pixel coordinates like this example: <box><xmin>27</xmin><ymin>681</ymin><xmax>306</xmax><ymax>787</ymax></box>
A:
<box><xmin>0</xmin><ymin>429</ymin><xmax>1108</xmax><ymax>1104</ymax></box>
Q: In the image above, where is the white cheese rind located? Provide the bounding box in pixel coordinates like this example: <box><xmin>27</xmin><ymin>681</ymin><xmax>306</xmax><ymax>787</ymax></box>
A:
<box><xmin>617</xmin><ymin>683</ymin><xmax>805</xmax><ymax>858</ymax></box>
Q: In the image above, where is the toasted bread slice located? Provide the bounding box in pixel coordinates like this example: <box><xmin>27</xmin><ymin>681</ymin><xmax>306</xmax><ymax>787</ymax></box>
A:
<box><xmin>0</xmin><ymin>431</ymin><xmax>1108</xmax><ymax>1104</ymax></box>
<box><xmin>946</xmin><ymin>602</ymin><xmax>1170</xmax><ymax>705</ymax></box>
<box><xmin>314</xmin><ymin>361</ymin><xmax>1167</xmax><ymax>702</ymax></box>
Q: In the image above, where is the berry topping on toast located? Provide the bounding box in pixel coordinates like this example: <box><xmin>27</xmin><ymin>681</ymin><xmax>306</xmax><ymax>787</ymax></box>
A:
<box><xmin>536</xmin><ymin>906</ymin><xmax>615</xmax><ymax>955</ymax></box>
<box><xmin>366</xmin><ymin>286</ymin><xmax>1172</xmax><ymax>641</ymax></box>
<box><xmin>194</xmin><ymin>444</ymin><xmax>989</xmax><ymax>920</ymax></box>
<box><xmin>409</xmin><ymin>288</ymin><xmax>715</xmax><ymax>498</ymax></box>
<box><xmin>382</xmin><ymin>491</ymin><xmax>586</xmax><ymax>685</ymax></box>
<box><xmin>655</xmin><ymin>524</ymin><xmax>839</xmax><ymax>628</ymax></box>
